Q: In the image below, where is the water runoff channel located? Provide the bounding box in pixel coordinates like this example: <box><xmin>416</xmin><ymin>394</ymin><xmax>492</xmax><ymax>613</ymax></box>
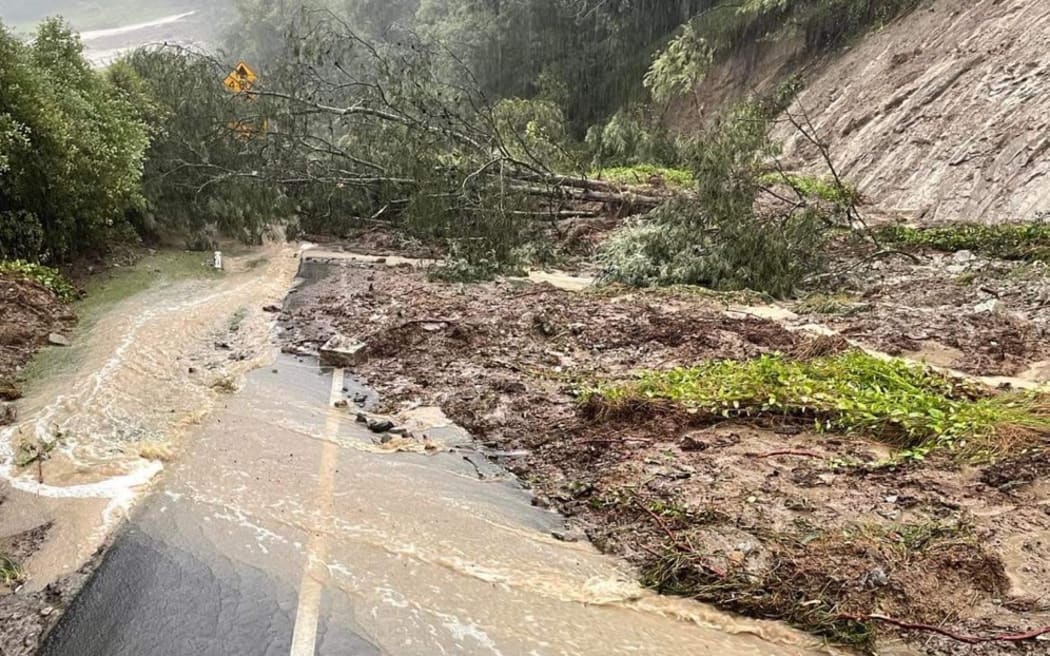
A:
<box><xmin>24</xmin><ymin>248</ymin><xmax>830</xmax><ymax>655</ymax></box>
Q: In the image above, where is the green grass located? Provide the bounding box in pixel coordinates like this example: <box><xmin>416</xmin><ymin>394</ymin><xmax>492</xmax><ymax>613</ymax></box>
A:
<box><xmin>591</xmin><ymin>165</ymin><xmax>694</xmax><ymax>188</ymax></box>
<box><xmin>584</xmin><ymin>351</ymin><xmax>1049</xmax><ymax>456</ymax></box>
<box><xmin>878</xmin><ymin>223</ymin><xmax>1050</xmax><ymax>262</ymax></box>
<box><xmin>0</xmin><ymin>260</ymin><xmax>77</xmax><ymax>301</ymax></box>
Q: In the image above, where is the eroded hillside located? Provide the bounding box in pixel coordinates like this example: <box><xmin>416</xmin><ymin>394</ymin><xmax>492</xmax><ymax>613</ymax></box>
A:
<box><xmin>775</xmin><ymin>0</ymin><xmax>1050</xmax><ymax>224</ymax></box>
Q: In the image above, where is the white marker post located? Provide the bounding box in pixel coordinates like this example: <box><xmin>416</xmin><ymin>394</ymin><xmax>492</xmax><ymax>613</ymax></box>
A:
<box><xmin>213</xmin><ymin>251</ymin><xmax>223</xmax><ymax>270</ymax></box>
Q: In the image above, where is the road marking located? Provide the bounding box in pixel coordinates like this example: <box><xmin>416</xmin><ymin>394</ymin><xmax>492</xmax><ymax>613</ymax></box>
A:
<box><xmin>290</xmin><ymin>368</ymin><xmax>344</xmax><ymax>656</ymax></box>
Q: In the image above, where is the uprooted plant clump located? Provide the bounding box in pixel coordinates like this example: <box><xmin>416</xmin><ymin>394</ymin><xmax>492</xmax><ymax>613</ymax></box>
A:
<box><xmin>584</xmin><ymin>351</ymin><xmax>1050</xmax><ymax>460</ymax></box>
<box><xmin>281</xmin><ymin>257</ymin><xmax>1050</xmax><ymax>655</ymax></box>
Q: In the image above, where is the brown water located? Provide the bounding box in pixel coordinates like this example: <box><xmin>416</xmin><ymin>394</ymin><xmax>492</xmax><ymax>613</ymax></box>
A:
<box><xmin>4</xmin><ymin>245</ymin><xmax>831</xmax><ymax>654</ymax></box>
<box><xmin>0</xmin><ymin>244</ymin><xmax>300</xmax><ymax>583</ymax></box>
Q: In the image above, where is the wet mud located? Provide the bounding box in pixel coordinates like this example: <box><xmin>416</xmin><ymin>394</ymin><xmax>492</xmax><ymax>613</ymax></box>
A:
<box><xmin>280</xmin><ymin>250</ymin><xmax>1050</xmax><ymax>655</ymax></box>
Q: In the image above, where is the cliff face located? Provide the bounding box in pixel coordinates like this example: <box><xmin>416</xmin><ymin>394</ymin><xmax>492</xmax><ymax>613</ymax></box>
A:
<box><xmin>772</xmin><ymin>0</ymin><xmax>1050</xmax><ymax>225</ymax></box>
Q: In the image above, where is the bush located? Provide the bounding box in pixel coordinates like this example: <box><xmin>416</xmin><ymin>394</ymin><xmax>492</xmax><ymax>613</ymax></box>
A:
<box><xmin>0</xmin><ymin>20</ymin><xmax>149</xmax><ymax>262</ymax></box>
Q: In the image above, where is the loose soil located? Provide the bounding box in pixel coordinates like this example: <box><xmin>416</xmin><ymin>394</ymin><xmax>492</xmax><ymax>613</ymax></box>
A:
<box><xmin>0</xmin><ymin>274</ymin><xmax>75</xmax><ymax>413</ymax></box>
<box><xmin>281</xmin><ymin>251</ymin><xmax>1050</xmax><ymax>655</ymax></box>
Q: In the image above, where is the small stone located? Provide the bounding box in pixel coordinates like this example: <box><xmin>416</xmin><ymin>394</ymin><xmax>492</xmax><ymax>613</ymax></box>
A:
<box><xmin>885</xmin><ymin>495</ymin><xmax>899</xmax><ymax>504</ymax></box>
<box><xmin>188</xmin><ymin>367</ymin><xmax>197</xmax><ymax>374</ymax></box>
<box><xmin>551</xmin><ymin>528</ymin><xmax>582</xmax><ymax>543</ymax></box>
<box><xmin>333</xmin><ymin>400</ymin><xmax>348</xmax><ymax>408</ymax></box>
<box><xmin>367</xmin><ymin>419</ymin><xmax>395</xmax><ymax>433</ymax></box>
<box><xmin>352</xmin><ymin>392</ymin><xmax>368</xmax><ymax>405</ymax></box>
<box><xmin>952</xmin><ymin>250</ymin><xmax>976</xmax><ymax>264</ymax></box>
<box><xmin>262</xmin><ymin>304</ymin><xmax>281</xmax><ymax>313</ymax></box>
<box><xmin>40</xmin><ymin>606</ymin><xmax>54</xmax><ymax>617</ymax></box>
<box><xmin>48</xmin><ymin>333</ymin><xmax>70</xmax><ymax>347</ymax></box>
<box><xmin>974</xmin><ymin>298</ymin><xmax>1002</xmax><ymax>314</ymax></box>
<box><xmin>746</xmin><ymin>496</ymin><xmax>758</xmax><ymax>504</ymax></box>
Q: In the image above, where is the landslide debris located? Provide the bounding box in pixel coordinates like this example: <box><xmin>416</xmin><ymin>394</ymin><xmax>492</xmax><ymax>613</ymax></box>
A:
<box><xmin>281</xmin><ymin>254</ymin><xmax>1050</xmax><ymax>654</ymax></box>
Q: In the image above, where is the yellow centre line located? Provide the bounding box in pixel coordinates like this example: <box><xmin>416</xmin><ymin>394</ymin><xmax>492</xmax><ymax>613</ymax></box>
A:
<box><xmin>290</xmin><ymin>367</ymin><xmax>344</xmax><ymax>656</ymax></box>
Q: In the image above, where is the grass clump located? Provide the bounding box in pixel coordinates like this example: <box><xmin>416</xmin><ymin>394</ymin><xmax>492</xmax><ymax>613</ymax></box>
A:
<box><xmin>591</xmin><ymin>165</ymin><xmax>694</xmax><ymax>189</ymax></box>
<box><xmin>0</xmin><ymin>260</ymin><xmax>76</xmax><ymax>302</ymax></box>
<box><xmin>878</xmin><ymin>223</ymin><xmax>1050</xmax><ymax>262</ymax></box>
<box><xmin>759</xmin><ymin>172</ymin><xmax>862</xmax><ymax>207</ymax></box>
<box><xmin>585</xmin><ymin>351</ymin><xmax>1049</xmax><ymax>455</ymax></box>
<box><xmin>0</xmin><ymin>554</ymin><xmax>24</xmax><ymax>587</ymax></box>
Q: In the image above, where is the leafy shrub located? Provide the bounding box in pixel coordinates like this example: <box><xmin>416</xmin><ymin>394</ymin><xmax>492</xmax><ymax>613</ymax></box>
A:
<box><xmin>585</xmin><ymin>351</ymin><xmax>1050</xmax><ymax>456</ymax></box>
<box><xmin>0</xmin><ymin>259</ymin><xmax>77</xmax><ymax>301</ymax></box>
<box><xmin>0</xmin><ymin>20</ymin><xmax>149</xmax><ymax>262</ymax></box>
<box><xmin>584</xmin><ymin>108</ymin><xmax>682</xmax><ymax>169</ymax></box>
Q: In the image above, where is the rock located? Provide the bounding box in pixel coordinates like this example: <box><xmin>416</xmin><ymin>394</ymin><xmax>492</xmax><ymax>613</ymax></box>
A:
<box><xmin>0</xmin><ymin>403</ymin><xmax>16</xmax><ymax>426</ymax></box>
<box><xmin>551</xmin><ymin>528</ymin><xmax>584</xmax><ymax>543</ymax></box>
<box><xmin>355</xmin><ymin>413</ymin><xmax>368</xmax><ymax>423</ymax></box>
<box><xmin>188</xmin><ymin>367</ymin><xmax>197</xmax><ymax>374</ymax></box>
<box><xmin>680</xmin><ymin>434</ymin><xmax>708</xmax><ymax>451</ymax></box>
<box><xmin>333</xmin><ymin>399</ymin><xmax>348</xmax><ymax>408</ymax></box>
<box><xmin>352</xmin><ymin>392</ymin><xmax>368</xmax><ymax>405</ymax></box>
<box><xmin>48</xmin><ymin>333</ymin><xmax>70</xmax><ymax>347</ymax></box>
<box><xmin>974</xmin><ymin>298</ymin><xmax>1002</xmax><ymax>314</ymax></box>
<box><xmin>319</xmin><ymin>335</ymin><xmax>368</xmax><ymax>368</ymax></box>
<box><xmin>262</xmin><ymin>304</ymin><xmax>281</xmax><ymax>313</ymax></box>
<box><xmin>214</xmin><ymin>341</ymin><xmax>231</xmax><ymax>350</ymax></box>
<box><xmin>367</xmin><ymin>419</ymin><xmax>395</xmax><ymax>433</ymax></box>
<box><xmin>952</xmin><ymin>250</ymin><xmax>976</xmax><ymax>264</ymax></box>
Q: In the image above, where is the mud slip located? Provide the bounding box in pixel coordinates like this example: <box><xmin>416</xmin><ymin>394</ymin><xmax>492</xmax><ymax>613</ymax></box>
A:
<box><xmin>37</xmin><ymin>259</ymin><xmax>829</xmax><ymax>655</ymax></box>
<box><xmin>0</xmin><ymin>244</ymin><xmax>300</xmax><ymax>651</ymax></box>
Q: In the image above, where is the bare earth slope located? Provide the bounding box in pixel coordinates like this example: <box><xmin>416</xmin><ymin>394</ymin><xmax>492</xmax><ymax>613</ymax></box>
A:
<box><xmin>774</xmin><ymin>0</ymin><xmax>1050</xmax><ymax>224</ymax></box>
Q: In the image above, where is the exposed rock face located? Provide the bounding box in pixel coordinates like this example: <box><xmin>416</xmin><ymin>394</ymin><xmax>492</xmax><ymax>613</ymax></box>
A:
<box><xmin>774</xmin><ymin>0</ymin><xmax>1050</xmax><ymax>225</ymax></box>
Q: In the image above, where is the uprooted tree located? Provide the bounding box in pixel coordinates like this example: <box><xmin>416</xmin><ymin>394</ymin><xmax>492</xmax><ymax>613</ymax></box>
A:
<box><xmin>124</xmin><ymin>7</ymin><xmax>874</xmax><ymax>292</ymax></box>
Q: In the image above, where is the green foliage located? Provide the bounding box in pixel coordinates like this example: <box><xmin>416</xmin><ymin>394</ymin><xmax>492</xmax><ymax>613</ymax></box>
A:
<box><xmin>584</xmin><ymin>108</ymin><xmax>682</xmax><ymax>168</ymax></box>
<box><xmin>586</xmin><ymin>351</ymin><xmax>1050</xmax><ymax>454</ymax></box>
<box><xmin>0</xmin><ymin>20</ymin><xmax>150</xmax><ymax>262</ymax></box>
<box><xmin>648</xmin><ymin>0</ymin><xmax>923</xmax><ymax>102</ymax></box>
<box><xmin>117</xmin><ymin>49</ymin><xmax>287</xmax><ymax>246</ymax></box>
<box><xmin>600</xmin><ymin>103</ymin><xmax>829</xmax><ymax>298</ymax></box>
<box><xmin>492</xmin><ymin>97</ymin><xmax>580</xmax><ymax>171</ymax></box>
<box><xmin>0</xmin><ymin>553</ymin><xmax>24</xmax><ymax>587</ymax></box>
<box><xmin>760</xmin><ymin>172</ymin><xmax>861</xmax><ymax>207</ymax></box>
<box><xmin>592</xmin><ymin>165</ymin><xmax>695</xmax><ymax>189</ymax></box>
<box><xmin>0</xmin><ymin>260</ymin><xmax>76</xmax><ymax>301</ymax></box>
<box><xmin>644</xmin><ymin>21</ymin><xmax>713</xmax><ymax>104</ymax></box>
<box><xmin>878</xmin><ymin>222</ymin><xmax>1050</xmax><ymax>262</ymax></box>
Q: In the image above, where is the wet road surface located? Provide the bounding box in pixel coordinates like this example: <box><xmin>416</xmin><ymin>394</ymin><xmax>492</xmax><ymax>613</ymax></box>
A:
<box><xmin>36</xmin><ymin>261</ymin><xmax>827</xmax><ymax>656</ymax></box>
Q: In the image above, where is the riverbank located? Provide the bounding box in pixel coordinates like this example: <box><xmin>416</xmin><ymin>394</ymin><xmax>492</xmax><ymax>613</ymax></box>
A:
<box><xmin>280</xmin><ymin>246</ymin><xmax>1050</xmax><ymax>654</ymax></box>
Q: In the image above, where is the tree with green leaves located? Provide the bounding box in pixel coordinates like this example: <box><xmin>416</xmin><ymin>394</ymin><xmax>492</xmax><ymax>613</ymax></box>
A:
<box><xmin>0</xmin><ymin>19</ymin><xmax>149</xmax><ymax>262</ymax></box>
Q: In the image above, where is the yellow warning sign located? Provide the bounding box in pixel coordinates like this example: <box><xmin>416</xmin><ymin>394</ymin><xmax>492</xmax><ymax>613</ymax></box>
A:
<box><xmin>223</xmin><ymin>61</ymin><xmax>258</xmax><ymax>94</ymax></box>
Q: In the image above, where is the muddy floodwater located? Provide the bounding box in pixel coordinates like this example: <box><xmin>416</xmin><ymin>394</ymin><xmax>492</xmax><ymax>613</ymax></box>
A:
<box><xmin>10</xmin><ymin>247</ymin><xmax>829</xmax><ymax>654</ymax></box>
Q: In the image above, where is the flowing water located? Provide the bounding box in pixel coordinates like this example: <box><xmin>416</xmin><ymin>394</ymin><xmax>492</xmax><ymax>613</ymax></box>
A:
<box><xmin>9</xmin><ymin>246</ymin><xmax>830</xmax><ymax>654</ymax></box>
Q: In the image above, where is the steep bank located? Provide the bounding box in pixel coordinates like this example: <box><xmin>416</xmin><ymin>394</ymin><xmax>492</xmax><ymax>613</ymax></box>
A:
<box><xmin>677</xmin><ymin>0</ymin><xmax>1050</xmax><ymax>225</ymax></box>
